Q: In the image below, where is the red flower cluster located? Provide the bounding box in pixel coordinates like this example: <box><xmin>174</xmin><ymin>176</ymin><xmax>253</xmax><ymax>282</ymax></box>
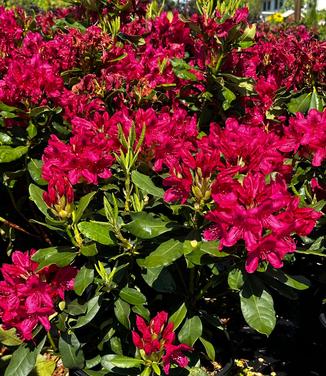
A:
<box><xmin>0</xmin><ymin>4</ymin><xmax>323</xmax><ymax>277</ymax></box>
<box><xmin>0</xmin><ymin>250</ymin><xmax>76</xmax><ymax>340</ymax></box>
<box><xmin>132</xmin><ymin>311</ymin><xmax>192</xmax><ymax>374</ymax></box>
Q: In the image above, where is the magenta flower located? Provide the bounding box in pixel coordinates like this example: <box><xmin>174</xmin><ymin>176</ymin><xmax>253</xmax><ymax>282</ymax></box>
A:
<box><xmin>132</xmin><ymin>311</ymin><xmax>192</xmax><ymax>374</ymax></box>
<box><xmin>0</xmin><ymin>250</ymin><xmax>77</xmax><ymax>341</ymax></box>
<box><xmin>245</xmin><ymin>235</ymin><xmax>296</xmax><ymax>273</ymax></box>
<box><xmin>162</xmin><ymin>343</ymin><xmax>192</xmax><ymax>374</ymax></box>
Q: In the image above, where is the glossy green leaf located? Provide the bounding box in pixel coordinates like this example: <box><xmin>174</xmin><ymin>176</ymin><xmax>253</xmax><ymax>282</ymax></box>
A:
<box><xmin>295</xmin><ymin>249</ymin><xmax>326</xmax><ymax>257</ymax></box>
<box><xmin>0</xmin><ymin>146</ymin><xmax>28</xmax><ymax>163</ymax></box>
<box><xmin>29</xmin><ymin>106</ymin><xmax>52</xmax><ymax>118</ymax></box>
<box><xmin>4</xmin><ymin>336</ymin><xmax>46</xmax><ymax>376</ymax></box>
<box><xmin>241</xmin><ymin>24</ymin><xmax>256</xmax><ymax>40</ymax></box>
<box><xmin>74</xmin><ymin>192</ymin><xmax>97</xmax><ymax>224</ymax></box>
<box><xmin>32</xmin><ymin>246</ymin><xmax>76</xmax><ymax>271</ymax></box>
<box><xmin>132</xmin><ymin>305</ymin><xmax>150</xmax><ymax>321</ymax></box>
<box><xmin>288</xmin><ymin>92</ymin><xmax>311</xmax><ymax>114</ymax></box>
<box><xmin>74</xmin><ymin>266</ymin><xmax>94</xmax><ymax>296</ymax></box>
<box><xmin>199</xmin><ymin>337</ymin><xmax>215</xmax><ymax>361</ymax></box>
<box><xmin>83</xmin><ymin>370</ymin><xmax>108</xmax><ymax>376</ymax></box>
<box><xmin>169</xmin><ymin>303</ymin><xmax>187</xmax><ymax>330</ymax></box>
<box><xmin>34</xmin><ymin>354</ymin><xmax>56</xmax><ymax>376</ymax></box>
<box><xmin>228</xmin><ymin>268</ymin><xmax>244</xmax><ymax>291</ymax></box>
<box><xmin>29</xmin><ymin>184</ymin><xmax>50</xmax><ymax>218</ymax></box>
<box><xmin>78</xmin><ymin>221</ymin><xmax>115</xmax><ymax>245</ymax></box>
<box><xmin>266</xmin><ymin>269</ymin><xmax>310</xmax><ymax>290</ymax></box>
<box><xmin>27</xmin><ymin>122</ymin><xmax>37</xmax><ymax>139</ymax></box>
<box><xmin>81</xmin><ymin>243</ymin><xmax>98</xmax><ymax>257</ymax></box>
<box><xmin>0</xmin><ymin>132</ymin><xmax>13</xmax><ymax>145</ymax></box>
<box><xmin>85</xmin><ymin>355</ymin><xmax>101</xmax><ymax>369</ymax></box>
<box><xmin>114</xmin><ymin>298</ymin><xmax>130</xmax><ymax>329</ymax></box>
<box><xmin>200</xmin><ymin>241</ymin><xmax>229</xmax><ymax>257</ymax></box>
<box><xmin>240</xmin><ymin>281</ymin><xmax>276</xmax><ymax>336</ymax></box>
<box><xmin>110</xmin><ymin>337</ymin><xmax>123</xmax><ymax>355</ymax></box>
<box><xmin>189</xmin><ymin>368</ymin><xmax>209</xmax><ymax>376</ymax></box>
<box><xmin>58</xmin><ymin>332</ymin><xmax>85</xmax><ymax>369</ymax></box>
<box><xmin>27</xmin><ymin>159</ymin><xmax>47</xmax><ymax>186</ymax></box>
<box><xmin>119</xmin><ymin>287</ymin><xmax>146</xmax><ymax>305</ymax></box>
<box><xmin>178</xmin><ymin>316</ymin><xmax>202</xmax><ymax>346</ymax></box>
<box><xmin>0</xmin><ymin>102</ymin><xmax>19</xmax><ymax>112</ymax></box>
<box><xmin>222</xmin><ymin>87</ymin><xmax>236</xmax><ymax>111</ymax></box>
<box><xmin>142</xmin><ymin>239</ymin><xmax>183</xmax><ymax>268</ymax></box>
<box><xmin>131</xmin><ymin>171</ymin><xmax>164</xmax><ymax>198</ymax></box>
<box><xmin>142</xmin><ymin>266</ymin><xmax>176</xmax><ymax>293</ymax></box>
<box><xmin>309</xmin><ymin>87</ymin><xmax>323</xmax><ymax>111</ymax></box>
<box><xmin>74</xmin><ymin>295</ymin><xmax>100</xmax><ymax>328</ymax></box>
<box><xmin>0</xmin><ymin>327</ymin><xmax>22</xmax><ymax>347</ymax></box>
<box><xmin>101</xmin><ymin>355</ymin><xmax>143</xmax><ymax>370</ymax></box>
<box><xmin>124</xmin><ymin>212</ymin><xmax>172</xmax><ymax>239</ymax></box>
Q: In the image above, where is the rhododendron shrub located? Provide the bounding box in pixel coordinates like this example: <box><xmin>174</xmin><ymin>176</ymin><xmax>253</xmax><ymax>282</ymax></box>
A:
<box><xmin>0</xmin><ymin>0</ymin><xmax>324</xmax><ymax>375</ymax></box>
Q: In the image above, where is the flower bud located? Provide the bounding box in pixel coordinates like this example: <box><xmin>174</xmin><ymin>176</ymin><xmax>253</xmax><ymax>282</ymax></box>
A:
<box><xmin>43</xmin><ymin>177</ymin><xmax>74</xmax><ymax>219</ymax></box>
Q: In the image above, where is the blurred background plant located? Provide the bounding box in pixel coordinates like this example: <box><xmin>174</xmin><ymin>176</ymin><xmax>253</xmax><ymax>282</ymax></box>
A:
<box><xmin>3</xmin><ymin>0</ymin><xmax>67</xmax><ymax>10</ymax></box>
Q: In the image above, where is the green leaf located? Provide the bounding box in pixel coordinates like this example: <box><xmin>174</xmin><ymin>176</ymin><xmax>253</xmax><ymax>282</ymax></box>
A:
<box><xmin>80</xmin><ymin>243</ymin><xmax>98</xmax><ymax>257</ymax></box>
<box><xmin>174</xmin><ymin>69</ymin><xmax>197</xmax><ymax>81</ymax></box>
<box><xmin>74</xmin><ymin>266</ymin><xmax>94</xmax><ymax>296</ymax></box>
<box><xmin>309</xmin><ymin>87</ymin><xmax>323</xmax><ymax>111</ymax></box>
<box><xmin>141</xmin><ymin>266</ymin><xmax>176</xmax><ymax>293</ymax></box>
<box><xmin>142</xmin><ymin>239</ymin><xmax>183</xmax><ymax>268</ymax></box>
<box><xmin>131</xmin><ymin>171</ymin><xmax>164</xmax><ymax>198</ymax></box>
<box><xmin>27</xmin><ymin>159</ymin><xmax>47</xmax><ymax>186</ymax></box>
<box><xmin>140</xmin><ymin>367</ymin><xmax>152</xmax><ymax>376</ymax></box>
<box><xmin>110</xmin><ymin>337</ymin><xmax>123</xmax><ymax>355</ymax></box>
<box><xmin>199</xmin><ymin>337</ymin><xmax>215</xmax><ymax>361</ymax></box>
<box><xmin>31</xmin><ymin>246</ymin><xmax>76</xmax><ymax>271</ymax></box>
<box><xmin>34</xmin><ymin>354</ymin><xmax>56</xmax><ymax>376</ymax></box>
<box><xmin>124</xmin><ymin>212</ymin><xmax>172</xmax><ymax>239</ymax></box>
<box><xmin>27</xmin><ymin>122</ymin><xmax>37</xmax><ymax>139</ymax></box>
<box><xmin>288</xmin><ymin>92</ymin><xmax>312</xmax><ymax>114</ymax></box>
<box><xmin>0</xmin><ymin>132</ymin><xmax>13</xmax><ymax>145</ymax></box>
<box><xmin>83</xmin><ymin>370</ymin><xmax>108</xmax><ymax>376</ymax></box>
<box><xmin>222</xmin><ymin>87</ymin><xmax>236</xmax><ymax>111</ymax></box>
<box><xmin>85</xmin><ymin>355</ymin><xmax>102</xmax><ymax>369</ymax></box>
<box><xmin>240</xmin><ymin>278</ymin><xmax>276</xmax><ymax>336</ymax></box>
<box><xmin>78</xmin><ymin>221</ymin><xmax>115</xmax><ymax>245</ymax></box>
<box><xmin>102</xmin><ymin>355</ymin><xmax>144</xmax><ymax>369</ymax></box>
<box><xmin>29</xmin><ymin>106</ymin><xmax>52</xmax><ymax>118</ymax></box>
<box><xmin>58</xmin><ymin>332</ymin><xmax>85</xmax><ymax>369</ymax></box>
<box><xmin>132</xmin><ymin>305</ymin><xmax>150</xmax><ymax>321</ymax></box>
<box><xmin>189</xmin><ymin>368</ymin><xmax>209</xmax><ymax>375</ymax></box>
<box><xmin>0</xmin><ymin>327</ymin><xmax>22</xmax><ymax>347</ymax></box>
<box><xmin>74</xmin><ymin>192</ymin><xmax>97</xmax><ymax>223</ymax></box>
<box><xmin>286</xmin><ymin>274</ymin><xmax>311</xmax><ymax>290</ymax></box>
<box><xmin>141</xmin><ymin>266</ymin><xmax>163</xmax><ymax>286</ymax></box>
<box><xmin>200</xmin><ymin>241</ymin><xmax>229</xmax><ymax>257</ymax></box>
<box><xmin>241</xmin><ymin>24</ymin><xmax>256</xmax><ymax>40</ymax></box>
<box><xmin>66</xmin><ymin>300</ymin><xmax>87</xmax><ymax>316</ymax></box>
<box><xmin>266</xmin><ymin>269</ymin><xmax>310</xmax><ymax>290</ymax></box>
<box><xmin>0</xmin><ymin>111</ymin><xmax>17</xmax><ymax>119</ymax></box>
<box><xmin>0</xmin><ymin>102</ymin><xmax>20</xmax><ymax>112</ymax></box>
<box><xmin>295</xmin><ymin>249</ymin><xmax>326</xmax><ymax>257</ymax></box>
<box><xmin>29</xmin><ymin>184</ymin><xmax>50</xmax><ymax>218</ymax></box>
<box><xmin>5</xmin><ymin>336</ymin><xmax>46</xmax><ymax>376</ymax></box>
<box><xmin>178</xmin><ymin>316</ymin><xmax>202</xmax><ymax>346</ymax></box>
<box><xmin>119</xmin><ymin>287</ymin><xmax>146</xmax><ymax>305</ymax></box>
<box><xmin>309</xmin><ymin>200</ymin><xmax>326</xmax><ymax>212</ymax></box>
<box><xmin>114</xmin><ymin>298</ymin><xmax>130</xmax><ymax>329</ymax></box>
<box><xmin>169</xmin><ymin>303</ymin><xmax>187</xmax><ymax>330</ymax></box>
<box><xmin>74</xmin><ymin>295</ymin><xmax>101</xmax><ymax>328</ymax></box>
<box><xmin>228</xmin><ymin>268</ymin><xmax>244</xmax><ymax>291</ymax></box>
<box><xmin>0</xmin><ymin>146</ymin><xmax>28</xmax><ymax>163</ymax></box>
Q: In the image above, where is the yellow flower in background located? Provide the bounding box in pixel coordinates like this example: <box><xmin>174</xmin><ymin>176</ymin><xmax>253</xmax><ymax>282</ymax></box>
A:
<box><xmin>267</xmin><ymin>12</ymin><xmax>284</xmax><ymax>24</ymax></box>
